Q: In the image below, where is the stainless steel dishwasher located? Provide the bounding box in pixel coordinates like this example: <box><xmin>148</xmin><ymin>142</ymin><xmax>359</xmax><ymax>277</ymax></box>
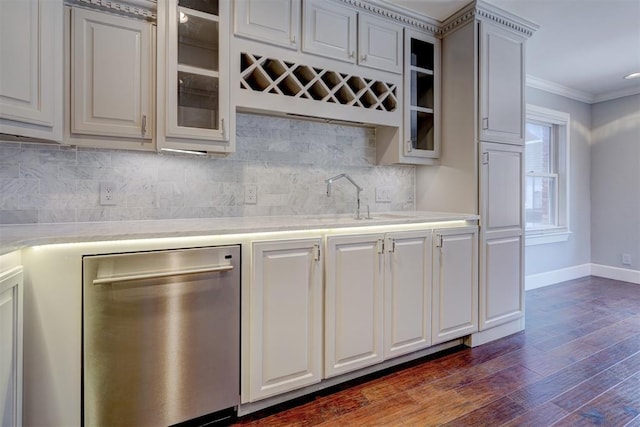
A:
<box><xmin>82</xmin><ymin>245</ymin><xmax>240</xmax><ymax>426</ymax></box>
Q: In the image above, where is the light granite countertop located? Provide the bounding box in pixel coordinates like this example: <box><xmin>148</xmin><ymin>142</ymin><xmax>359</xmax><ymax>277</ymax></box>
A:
<box><xmin>0</xmin><ymin>211</ymin><xmax>479</xmax><ymax>255</ymax></box>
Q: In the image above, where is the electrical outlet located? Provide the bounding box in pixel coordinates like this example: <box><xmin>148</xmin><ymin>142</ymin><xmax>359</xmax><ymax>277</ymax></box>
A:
<box><xmin>622</xmin><ymin>253</ymin><xmax>632</xmax><ymax>265</ymax></box>
<box><xmin>375</xmin><ymin>186</ymin><xmax>392</xmax><ymax>203</ymax></box>
<box><xmin>99</xmin><ymin>182</ymin><xmax>117</xmax><ymax>206</ymax></box>
<box><xmin>244</xmin><ymin>184</ymin><xmax>257</xmax><ymax>204</ymax></box>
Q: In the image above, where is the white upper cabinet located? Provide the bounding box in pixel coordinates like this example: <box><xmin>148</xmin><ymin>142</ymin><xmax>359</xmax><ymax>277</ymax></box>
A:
<box><xmin>157</xmin><ymin>0</ymin><xmax>233</xmax><ymax>154</ymax></box>
<box><xmin>70</xmin><ymin>7</ymin><xmax>153</xmax><ymax>142</ymax></box>
<box><xmin>0</xmin><ymin>0</ymin><xmax>62</xmax><ymax>142</ymax></box>
<box><xmin>234</xmin><ymin>0</ymin><xmax>300</xmax><ymax>49</ymax></box>
<box><xmin>357</xmin><ymin>13</ymin><xmax>402</xmax><ymax>74</ymax></box>
<box><xmin>302</xmin><ymin>0</ymin><xmax>357</xmax><ymax>64</ymax></box>
<box><xmin>404</xmin><ymin>29</ymin><xmax>440</xmax><ymax>160</ymax></box>
<box><xmin>479</xmin><ymin>20</ymin><xmax>526</xmax><ymax>145</ymax></box>
<box><xmin>301</xmin><ymin>1</ymin><xmax>402</xmax><ymax>74</ymax></box>
<box><xmin>377</xmin><ymin>29</ymin><xmax>439</xmax><ymax>165</ymax></box>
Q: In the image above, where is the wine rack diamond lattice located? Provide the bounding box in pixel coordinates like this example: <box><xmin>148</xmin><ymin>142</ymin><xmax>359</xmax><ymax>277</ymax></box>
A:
<box><xmin>240</xmin><ymin>53</ymin><xmax>398</xmax><ymax>112</ymax></box>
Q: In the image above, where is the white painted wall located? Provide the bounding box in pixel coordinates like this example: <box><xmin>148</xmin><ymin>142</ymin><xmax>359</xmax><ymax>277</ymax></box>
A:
<box><xmin>524</xmin><ymin>88</ymin><xmax>592</xmax><ymax>278</ymax></box>
<box><xmin>591</xmin><ymin>94</ymin><xmax>640</xmax><ymax>272</ymax></box>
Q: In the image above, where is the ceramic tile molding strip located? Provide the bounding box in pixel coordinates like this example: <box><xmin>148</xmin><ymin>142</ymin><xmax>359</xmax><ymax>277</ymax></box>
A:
<box><xmin>240</xmin><ymin>53</ymin><xmax>398</xmax><ymax>112</ymax></box>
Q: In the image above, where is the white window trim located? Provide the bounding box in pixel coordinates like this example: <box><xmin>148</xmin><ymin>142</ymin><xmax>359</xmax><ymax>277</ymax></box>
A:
<box><xmin>525</xmin><ymin>104</ymin><xmax>570</xmax><ymax>246</ymax></box>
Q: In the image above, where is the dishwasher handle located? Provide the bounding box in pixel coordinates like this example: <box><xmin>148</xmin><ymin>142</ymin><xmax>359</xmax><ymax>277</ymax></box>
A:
<box><xmin>93</xmin><ymin>264</ymin><xmax>234</xmax><ymax>285</ymax></box>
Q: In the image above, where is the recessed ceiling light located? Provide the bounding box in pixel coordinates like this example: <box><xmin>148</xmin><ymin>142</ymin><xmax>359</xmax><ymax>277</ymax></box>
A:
<box><xmin>624</xmin><ymin>72</ymin><xmax>640</xmax><ymax>80</ymax></box>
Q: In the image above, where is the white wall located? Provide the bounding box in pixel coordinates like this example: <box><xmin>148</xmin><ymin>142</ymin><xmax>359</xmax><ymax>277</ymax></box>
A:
<box><xmin>591</xmin><ymin>94</ymin><xmax>640</xmax><ymax>272</ymax></box>
<box><xmin>524</xmin><ymin>87</ymin><xmax>592</xmax><ymax>277</ymax></box>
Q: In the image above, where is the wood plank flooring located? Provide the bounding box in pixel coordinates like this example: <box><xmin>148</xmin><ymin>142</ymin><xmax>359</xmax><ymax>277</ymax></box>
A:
<box><xmin>233</xmin><ymin>276</ymin><xmax>640</xmax><ymax>426</ymax></box>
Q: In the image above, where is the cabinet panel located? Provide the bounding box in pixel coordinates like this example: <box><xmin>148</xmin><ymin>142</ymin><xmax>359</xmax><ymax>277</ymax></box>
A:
<box><xmin>480</xmin><ymin>235</ymin><xmax>523</xmax><ymax>330</ymax></box>
<box><xmin>384</xmin><ymin>231</ymin><xmax>432</xmax><ymax>359</ymax></box>
<box><xmin>358</xmin><ymin>13</ymin><xmax>402</xmax><ymax>74</ymax></box>
<box><xmin>71</xmin><ymin>8</ymin><xmax>152</xmax><ymax>139</ymax></box>
<box><xmin>432</xmin><ymin>227</ymin><xmax>478</xmax><ymax>344</ymax></box>
<box><xmin>250</xmin><ymin>239</ymin><xmax>322</xmax><ymax>401</ymax></box>
<box><xmin>302</xmin><ymin>0</ymin><xmax>356</xmax><ymax>63</ymax></box>
<box><xmin>235</xmin><ymin>0</ymin><xmax>300</xmax><ymax>49</ymax></box>
<box><xmin>157</xmin><ymin>0</ymin><xmax>233</xmax><ymax>153</ymax></box>
<box><xmin>481</xmin><ymin>144</ymin><xmax>523</xmax><ymax>231</ymax></box>
<box><xmin>0</xmin><ymin>0</ymin><xmax>62</xmax><ymax>141</ymax></box>
<box><xmin>479</xmin><ymin>21</ymin><xmax>525</xmax><ymax>144</ymax></box>
<box><xmin>0</xmin><ymin>268</ymin><xmax>23</xmax><ymax>427</ymax></box>
<box><xmin>325</xmin><ymin>234</ymin><xmax>383</xmax><ymax>377</ymax></box>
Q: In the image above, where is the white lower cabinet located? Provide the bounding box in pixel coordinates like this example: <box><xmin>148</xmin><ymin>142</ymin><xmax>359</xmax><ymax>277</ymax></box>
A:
<box><xmin>481</xmin><ymin>234</ymin><xmax>523</xmax><ymax>329</ymax></box>
<box><xmin>325</xmin><ymin>234</ymin><xmax>384</xmax><ymax>378</ymax></box>
<box><xmin>249</xmin><ymin>239</ymin><xmax>323</xmax><ymax>401</ymax></box>
<box><xmin>0</xmin><ymin>267</ymin><xmax>23</xmax><ymax>427</ymax></box>
<box><xmin>384</xmin><ymin>231</ymin><xmax>432</xmax><ymax>358</ymax></box>
<box><xmin>432</xmin><ymin>227</ymin><xmax>478</xmax><ymax>345</ymax></box>
<box><xmin>247</xmin><ymin>224</ymin><xmax>477</xmax><ymax>402</ymax></box>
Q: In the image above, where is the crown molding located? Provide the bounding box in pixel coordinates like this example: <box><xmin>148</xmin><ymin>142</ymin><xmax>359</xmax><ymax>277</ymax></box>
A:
<box><xmin>527</xmin><ymin>75</ymin><xmax>640</xmax><ymax>104</ymax></box>
<box><xmin>441</xmin><ymin>0</ymin><xmax>538</xmax><ymax>38</ymax></box>
<box><xmin>593</xmin><ymin>86</ymin><xmax>640</xmax><ymax>104</ymax></box>
<box><xmin>339</xmin><ymin>0</ymin><xmax>440</xmax><ymax>35</ymax></box>
<box><xmin>526</xmin><ymin>75</ymin><xmax>595</xmax><ymax>104</ymax></box>
<box><xmin>475</xmin><ymin>0</ymin><xmax>538</xmax><ymax>37</ymax></box>
<box><xmin>65</xmin><ymin>0</ymin><xmax>156</xmax><ymax>19</ymax></box>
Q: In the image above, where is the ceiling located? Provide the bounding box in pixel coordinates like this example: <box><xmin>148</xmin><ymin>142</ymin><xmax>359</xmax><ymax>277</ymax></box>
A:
<box><xmin>387</xmin><ymin>0</ymin><xmax>640</xmax><ymax>103</ymax></box>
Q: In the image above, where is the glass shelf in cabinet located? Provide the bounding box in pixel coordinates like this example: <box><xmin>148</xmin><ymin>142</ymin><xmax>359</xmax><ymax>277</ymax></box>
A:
<box><xmin>410</xmin><ymin>71</ymin><xmax>434</xmax><ymax>109</ymax></box>
<box><xmin>177</xmin><ymin>9</ymin><xmax>219</xmax><ymax>72</ymax></box>
<box><xmin>178</xmin><ymin>0</ymin><xmax>219</xmax><ymax>16</ymax></box>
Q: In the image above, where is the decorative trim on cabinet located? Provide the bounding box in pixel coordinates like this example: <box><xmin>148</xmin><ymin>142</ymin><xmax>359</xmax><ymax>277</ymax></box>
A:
<box><xmin>337</xmin><ymin>0</ymin><xmax>440</xmax><ymax>35</ymax></box>
<box><xmin>65</xmin><ymin>0</ymin><xmax>156</xmax><ymax>19</ymax></box>
<box><xmin>240</xmin><ymin>53</ymin><xmax>398</xmax><ymax>112</ymax></box>
<box><xmin>441</xmin><ymin>0</ymin><xmax>538</xmax><ymax>38</ymax></box>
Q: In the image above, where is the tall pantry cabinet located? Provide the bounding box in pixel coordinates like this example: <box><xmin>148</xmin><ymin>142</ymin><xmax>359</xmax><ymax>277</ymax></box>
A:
<box><xmin>416</xmin><ymin>1</ymin><xmax>537</xmax><ymax>345</ymax></box>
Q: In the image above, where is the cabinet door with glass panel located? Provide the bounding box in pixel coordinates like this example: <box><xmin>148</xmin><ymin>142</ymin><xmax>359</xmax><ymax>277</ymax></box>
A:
<box><xmin>404</xmin><ymin>29</ymin><xmax>440</xmax><ymax>160</ymax></box>
<box><xmin>157</xmin><ymin>0</ymin><xmax>233</xmax><ymax>154</ymax></box>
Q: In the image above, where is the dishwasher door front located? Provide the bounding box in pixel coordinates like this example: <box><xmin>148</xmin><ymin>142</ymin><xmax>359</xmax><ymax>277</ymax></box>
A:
<box><xmin>83</xmin><ymin>245</ymin><xmax>240</xmax><ymax>427</ymax></box>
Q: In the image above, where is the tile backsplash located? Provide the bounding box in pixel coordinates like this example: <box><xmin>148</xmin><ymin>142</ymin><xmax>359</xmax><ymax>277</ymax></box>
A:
<box><xmin>0</xmin><ymin>113</ymin><xmax>415</xmax><ymax>224</ymax></box>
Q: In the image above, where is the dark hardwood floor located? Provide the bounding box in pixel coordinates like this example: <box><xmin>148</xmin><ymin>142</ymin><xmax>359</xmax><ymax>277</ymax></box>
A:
<box><xmin>233</xmin><ymin>276</ymin><xmax>640</xmax><ymax>426</ymax></box>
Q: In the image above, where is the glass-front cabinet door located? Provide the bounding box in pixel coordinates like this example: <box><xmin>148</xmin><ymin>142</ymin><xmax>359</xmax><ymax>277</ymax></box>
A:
<box><xmin>158</xmin><ymin>0</ymin><xmax>233</xmax><ymax>153</ymax></box>
<box><xmin>404</xmin><ymin>29</ymin><xmax>439</xmax><ymax>159</ymax></box>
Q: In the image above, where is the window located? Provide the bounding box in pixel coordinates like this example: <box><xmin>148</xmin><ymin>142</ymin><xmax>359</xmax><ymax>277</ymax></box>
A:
<box><xmin>525</xmin><ymin>105</ymin><xmax>570</xmax><ymax>245</ymax></box>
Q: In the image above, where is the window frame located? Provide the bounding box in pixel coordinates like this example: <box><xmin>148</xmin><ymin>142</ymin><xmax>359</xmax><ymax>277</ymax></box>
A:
<box><xmin>524</xmin><ymin>105</ymin><xmax>571</xmax><ymax>246</ymax></box>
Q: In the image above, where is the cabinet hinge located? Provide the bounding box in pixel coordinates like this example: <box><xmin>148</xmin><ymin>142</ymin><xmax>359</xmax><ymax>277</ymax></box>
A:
<box><xmin>482</xmin><ymin>117</ymin><xmax>489</xmax><ymax>130</ymax></box>
<box><xmin>435</xmin><ymin>234</ymin><xmax>443</xmax><ymax>248</ymax></box>
<box><xmin>482</xmin><ymin>152</ymin><xmax>489</xmax><ymax>165</ymax></box>
<box><xmin>377</xmin><ymin>238</ymin><xmax>384</xmax><ymax>254</ymax></box>
<box><xmin>387</xmin><ymin>238</ymin><xmax>395</xmax><ymax>253</ymax></box>
<box><xmin>406</xmin><ymin>140</ymin><xmax>413</xmax><ymax>153</ymax></box>
<box><xmin>313</xmin><ymin>243</ymin><xmax>321</xmax><ymax>261</ymax></box>
<box><xmin>221</xmin><ymin>118</ymin><xmax>226</xmax><ymax>139</ymax></box>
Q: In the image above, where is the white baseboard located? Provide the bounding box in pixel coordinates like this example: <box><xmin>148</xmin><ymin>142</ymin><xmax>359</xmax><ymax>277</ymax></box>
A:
<box><xmin>591</xmin><ymin>264</ymin><xmax>640</xmax><ymax>285</ymax></box>
<box><xmin>525</xmin><ymin>263</ymin><xmax>592</xmax><ymax>290</ymax></box>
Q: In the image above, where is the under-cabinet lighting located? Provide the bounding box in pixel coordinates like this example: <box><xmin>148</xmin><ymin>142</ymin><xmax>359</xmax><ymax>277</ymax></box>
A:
<box><xmin>624</xmin><ymin>72</ymin><xmax>640</xmax><ymax>80</ymax></box>
<box><xmin>160</xmin><ymin>148</ymin><xmax>207</xmax><ymax>156</ymax></box>
<box><xmin>179</xmin><ymin>11</ymin><xmax>188</xmax><ymax>23</ymax></box>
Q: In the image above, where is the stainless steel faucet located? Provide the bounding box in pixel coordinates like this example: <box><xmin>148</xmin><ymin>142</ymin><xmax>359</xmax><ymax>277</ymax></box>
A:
<box><xmin>325</xmin><ymin>173</ymin><xmax>363</xmax><ymax>219</ymax></box>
